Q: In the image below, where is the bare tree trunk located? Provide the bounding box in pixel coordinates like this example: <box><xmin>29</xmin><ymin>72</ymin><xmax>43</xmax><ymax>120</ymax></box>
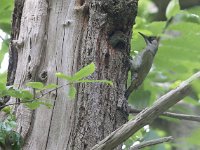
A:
<box><xmin>7</xmin><ymin>0</ymin><xmax>138</xmax><ymax>149</ymax></box>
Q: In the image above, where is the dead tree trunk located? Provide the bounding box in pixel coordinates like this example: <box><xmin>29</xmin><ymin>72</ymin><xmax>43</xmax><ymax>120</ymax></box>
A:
<box><xmin>8</xmin><ymin>0</ymin><xmax>138</xmax><ymax>149</ymax></box>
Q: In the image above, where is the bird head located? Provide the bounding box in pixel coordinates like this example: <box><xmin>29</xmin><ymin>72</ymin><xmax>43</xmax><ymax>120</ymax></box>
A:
<box><xmin>138</xmin><ymin>32</ymin><xmax>158</xmax><ymax>45</ymax></box>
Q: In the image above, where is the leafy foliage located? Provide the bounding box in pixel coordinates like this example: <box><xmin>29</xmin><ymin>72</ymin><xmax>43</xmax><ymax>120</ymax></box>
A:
<box><xmin>130</xmin><ymin>0</ymin><xmax>200</xmax><ymax>108</ymax></box>
<box><xmin>0</xmin><ymin>63</ymin><xmax>112</xmax><ymax>110</ymax></box>
<box><xmin>0</xmin><ymin>111</ymin><xmax>23</xmax><ymax>150</ymax></box>
<box><xmin>56</xmin><ymin>62</ymin><xmax>113</xmax><ymax>99</ymax></box>
<box><xmin>0</xmin><ymin>0</ymin><xmax>13</xmax><ymax>83</ymax></box>
<box><xmin>166</xmin><ymin>0</ymin><xmax>180</xmax><ymax>19</ymax></box>
<box><xmin>0</xmin><ymin>0</ymin><xmax>13</xmax><ymax>34</ymax></box>
<box><xmin>125</xmin><ymin>0</ymin><xmax>200</xmax><ymax>149</ymax></box>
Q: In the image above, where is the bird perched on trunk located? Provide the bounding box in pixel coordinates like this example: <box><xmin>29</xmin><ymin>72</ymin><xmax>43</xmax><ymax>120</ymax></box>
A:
<box><xmin>125</xmin><ymin>32</ymin><xmax>159</xmax><ymax>99</ymax></box>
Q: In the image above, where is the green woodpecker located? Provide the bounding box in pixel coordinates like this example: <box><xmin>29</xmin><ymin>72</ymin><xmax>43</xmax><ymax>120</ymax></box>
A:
<box><xmin>125</xmin><ymin>32</ymin><xmax>159</xmax><ymax>99</ymax></box>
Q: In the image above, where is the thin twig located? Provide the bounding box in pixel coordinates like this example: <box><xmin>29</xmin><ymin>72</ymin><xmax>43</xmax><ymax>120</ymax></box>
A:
<box><xmin>0</xmin><ymin>100</ymin><xmax>34</xmax><ymax>109</ymax></box>
<box><xmin>128</xmin><ymin>106</ymin><xmax>200</xmax><ymax>122</ymax></box>
<box><xmin>130</xmin><ymin>136</ymin><xmax>173</xmax><ymax>150</ymax></box>
<box><xmin>0</xmin><ymin>83</ymin><xmax>71</xmax><ymax>110</ymax></box>
<box><xmin>37</xmin><ymin>83</ymin><xmax>70</xmax><ymax>99</ymax></box>
<box><xmin>0</xmin><ymin>80</ymin><xmax>109</xmax><ymax>110</ymax></box>
<box><xmin>163</xmin><ymin>112</ymin><xmax>200</xmax><ymax>122</ymax></box>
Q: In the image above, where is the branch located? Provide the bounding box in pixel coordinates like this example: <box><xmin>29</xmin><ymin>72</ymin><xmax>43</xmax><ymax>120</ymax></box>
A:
<box><xmin>128</xmin><ymin>107</ymin><xmax>200</xmax><ymax>122</ymax></box>
<box><xmin>0</xmin><ymin>100</ymin><xmax>33</xmax><ymax>110</ymax></box>
<box><xmin>163</xmin><ymin>112</ymin><xmax>200</xmax><ymax>122</ymax></box>
<box><xmin>37</xmin><ymin>83</ymin><xmax>69</xmax><ymax>99</ymax></box>
<box><xmin>91</xmin><ymin>71</ymin><xmax>200</xmax><ymax>150</ymax></box>
<box><xmin>130</xmin><ymin>136</ymin><xmax>173</xmax><ymax>150</ymax></box>
<box><xmin>1</xmin><ymin>80</ymin><xmax>111</xmax><ymax>110</ymax></box>
<box><xmin>0</xmin><ymin>83</ymin><xmax>71</xmax><ymax>110</ymax></box>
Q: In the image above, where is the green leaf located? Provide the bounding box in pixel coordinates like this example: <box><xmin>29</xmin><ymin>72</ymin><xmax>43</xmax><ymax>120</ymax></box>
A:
<box><xmin>26</xmin><ymin>82</ymin><xmax>44</xmax><ymax>89</ymax></box>
<box><xmin>0</xmin><ymin>0</ymin><xmax>13</xmax><ymax>33</ymax></box>
<box><xmin>186</xmin><ymin>129</ymin><xmax>200</xmax><ymax>145</ymax></box>
<box><xmin>185</xmin><ymin>13</ymin><xmax>200</xmax><ymax>24</ymax></box>
<box><xmin>6</xmin><ymin>114</ymin><xmax>16</xmax><ymax>122</ymax></box>
<box><xmin>7</xmin><ymin>88</ymin><xmax>22</xmax><ymax>99</ymax></box>
<box><xmin>3</xmin><ymin>117</ymin><xmax>17</xmax><ymax>132</ymax></box>
<box><xmin>0</xmin><ymin>133</ymin><xmax>6</xmax><ymax>145</ymax></box>
<box><xmin>166</xmin><ymin>0</ymin><xmax>180</xmax><ymax>19</ymax></box>
<box><xmin>25</xmin><ymin>100</ymin><xmax>52</xmax><ymax>110</ymax></box>
<box><xmin>56</xmin><ymin>72</ymin><xmax>73</xmax><ymax>81</ymax></box>
<box><xmin>68</xmin><ymin>85</ymin><xmax>76</xmax><ymax>99</ymax></box>
<box><xmin>134</xmin><ymin>16</ymin><xmax>147</xmax><ymax>29</ymax></box>
<box><xmin>145</xmin><ymin>21</ymin><xmax>166</xmax><ymax>35</ymax></box>
<box><xmin>72</xmin><ymin>62</ymin><xmax>95</xmax><ymax>81</ymax></box>
<box><xmin>0</xmin><ymin>72</ymin><xmax>7</xmax><ymax>83</ymax></box>
<box><xmin>2</xmin><ymin>106</ymin><xmax>11</xmax><ymax>114</ymax></box>
<box><xmin>8</xmin><ymin>131</ymin><xmax>24</xmax><ymax>149</ymax></box>
<box><xmin>173</xmin><ymin>12</ymin><xmax>200</xmax><ymax>24</ymax></box>
<box><xmin>43</xmin><ymin>84</ymin><xmax>58</xmax><ymax>89</ymax></box>
<box><xmin>0</xmin><ymin>82</ymin><xmax>6</xmax><ymax>91</ymax></box>
<box><xmin>25</xmin><ymin>101</ymin><xmax>40</xmax><ymax>110</ymax></box>
<box><xmin>0</xmin><ymin>39</ymin><xmax>9</xmax><ymax>64</ymax></box>
<box><xmin>38</xmin><ymin>101</ymin><xmax>52</xmax><ymax>108</ymax></box>
<box><xmin>0</xmin><ymin>83</ymin><xmax>7</xmax><ymax>97</ymax></box>
<box><xmin>5</xmin><ymin>121</ymin><xmax>17</xmax><ymax>131</ymax></box>
<box><xmin>20</xmin><ymin>90</ymin><xmax>33</xmax><ymax>101</ymax></box>
<box><xmin>77</xmin><ymin>79</ymin><xmax>113</xmax><ymax>86</ymax></box>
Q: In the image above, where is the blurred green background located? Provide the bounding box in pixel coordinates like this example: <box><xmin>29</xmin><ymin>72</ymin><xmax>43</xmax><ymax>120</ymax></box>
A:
<box><xmin>127</xmin><ymin>0</ymin><xmax>200</xmax><ymax>150</ymax></box>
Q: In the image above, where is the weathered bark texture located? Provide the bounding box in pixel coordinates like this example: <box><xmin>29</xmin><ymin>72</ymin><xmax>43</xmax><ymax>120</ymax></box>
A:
<box><xmin>8</xmin><ymin>0</ymin><xmax>138</xmax><ymax>149</ymax></box>
<box><xmin>0</xmin><ymin>0</ymin><xmax>25</xmax><ymax>109</ymax></box>
<box><xmin>7</xmin><ymin>0</ymin><xmax>25</xmax><ymax>86</ymax></box>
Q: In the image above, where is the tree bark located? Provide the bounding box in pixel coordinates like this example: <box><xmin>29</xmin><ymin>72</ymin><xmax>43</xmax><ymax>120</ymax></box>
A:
<box><xmin>7</xmin><ymin>0</ymin><xmax>138</xmax><ymax>149</ymax></box>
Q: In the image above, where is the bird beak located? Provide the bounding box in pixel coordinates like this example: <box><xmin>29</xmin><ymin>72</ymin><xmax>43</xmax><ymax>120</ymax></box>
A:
<box><xmin>138</xmin><ymin>32</ymin><xmax>149</xmax><ymax>44</ymax></box>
